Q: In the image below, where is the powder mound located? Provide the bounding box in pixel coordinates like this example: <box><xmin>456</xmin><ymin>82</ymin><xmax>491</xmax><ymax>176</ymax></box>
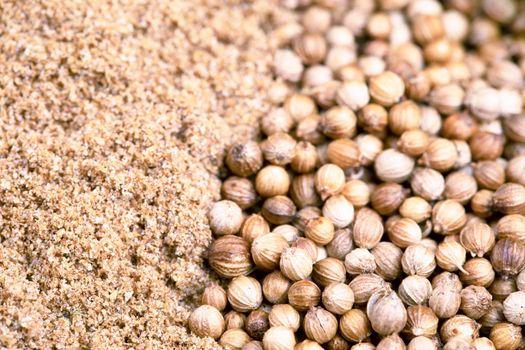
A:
<box><xmin>0</xmin><ymin>0</ymin><xmax>273</xmax><ymax>348</ymax></box>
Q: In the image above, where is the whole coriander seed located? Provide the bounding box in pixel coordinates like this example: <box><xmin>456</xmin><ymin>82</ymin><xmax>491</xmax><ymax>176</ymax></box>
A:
<box><xmin>352</xmin><ymin>208</ymin><xmax>384</xmax><ymax>249</ymax></box>
<box><xmin>255</xmin><ymin>165</ymin><xmax>290</xmax><ymax>198</ymax></box>
<box><xmin>221</xmin><ymin>176</ymin><xmax>258</xmax><ymax>210</ymax></box>
<box><xmin>312</xmin><ymin>257</ymin><xmax>346</xmax><ymax>287</ymax></box>
<box><xmin>202</xmin><ymin>284</ymin><xmax>227</xmax><ymax>311</ymax></box>
<box><xmin>280</xmin><ymin>247</ymin><xmax>314</xmax><ymax>281</ymax></box>
<box><xmin>304</xmin><ymin>307</ymin><xmax>338</xmax><ymax>344</ymax></box>
<box><xmin>246</xmin><ymin>309</ymin><xmax>270</xmax><ymax>340</ymax></box>
<box><xmin>263</xmin><ymin>326</ymin><xmax>296</xmax><ymax>350</ymax></box>
<box><xmin>188</xmin><ymin>305</ymin><xmax>225</xmax><ymax>339</ymax></box>
<box><xmin>262</xmin><ymin>271</ymin><xmax>291</xmax><ymax>305</ymax></box>
<box><xmin>251</xmin><ymin>232</ymin><xmax>289</xmax><ymax>271</ymax></box>
<box><xmin>208</xmin><ymin>200</ymin><xmax>244</xmax><ymax>236</ymax></box>
<box><xmin>399</xmin><ymin>275</ymin><xmax>433</xmax><ymax>306</ymax></box>
<box><xmin>367</xmin><ymin>287</ymin><xmax>408</xmax><ymax>336</ymax></box>
<box><xmin>326</xmin><ymin>228</ymin><xmax>353</xmax><ymax>260</ymax></box>
<box><xmin>208</xmin><ymin>235</ymin><xmax>252</xmax><ymax>278</ymax></box>
<box><xmin>373</xmin><ymin>242</ymin><xmax>403</xmax><ymax>281</ymax></box>
<box><xmin>220</xmin><ymin>328</ymin><xmax>251</xmax><ymax>349</ymax></box>
<box><xmin>288</xmin><ymin>280</ymin><xmax>321</xmax><ymax>312</ymax></box>
<box><xmin>339</xmin><ymin>309</ymin><xmax>372</xmax><ymax>343</ymax></box>
<box><xmin>489</xmin><ymin>323</ymin><xmax>522</xmax><ymax>350</ymax></box>
<box><xmin>369</xmin><ymin>71</ymin><xmax>405</xmax><ymax>106</ymax></box>
<box><xmin>322</xmin><ymin>282</ymin><xmax>355</xmax><ymax>315</ymax></box>
<box><xmin>227</xmin><ymin>276</ymin><xmax>263</xmax><ymax>312</ymax></box>
<box><xmin>315</xmin><ymin>164</ymin><xmax>346</xmax><ymax>200</ymax></box>
<box><xmin>268</xmin><ymin>304</ymin><xmax>300</xmax><ymax>332</ymax></box>
<box><xmin>261</xmin><ymin>195</ymin><xmax>296</xmax><ymax>225</ymax></box>
<box><xmin>349</xmin><ymin>273</ymin><xmax>387</xmax><ymax>305</ymax></box>
<box><xmin>226</xmin><ymin>141</ymin><xmax>263</xmax><ymax>177</ymax></box>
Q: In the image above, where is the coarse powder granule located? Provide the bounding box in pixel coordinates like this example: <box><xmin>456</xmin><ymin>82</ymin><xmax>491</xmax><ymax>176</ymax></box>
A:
<box><xmin>0</xmin><ymin>0</ymin><xmax>281</xmax><ymax>348</ymax></box>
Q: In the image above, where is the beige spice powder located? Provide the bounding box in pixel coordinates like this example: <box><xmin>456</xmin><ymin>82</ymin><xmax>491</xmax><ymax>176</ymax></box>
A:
<box><xmin>0</xmin><ymin>0</ymin><xmax>281</xmax><ymax>348</ymax></box>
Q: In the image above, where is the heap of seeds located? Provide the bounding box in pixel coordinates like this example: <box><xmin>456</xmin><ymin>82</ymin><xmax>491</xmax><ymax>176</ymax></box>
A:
<box><xmin>189</xmin><ymin>0</ymin><xmax>525</xmax><ymax>349</ymax></box>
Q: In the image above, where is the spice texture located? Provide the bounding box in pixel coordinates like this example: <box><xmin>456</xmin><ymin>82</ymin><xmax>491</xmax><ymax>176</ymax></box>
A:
<box><xmin>0</xmin><ymin>0</ymin><xmax>275</xmax><ymax>348</ymax></box>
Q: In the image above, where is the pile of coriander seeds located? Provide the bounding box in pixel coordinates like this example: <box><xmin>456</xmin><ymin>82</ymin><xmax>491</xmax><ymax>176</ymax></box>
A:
<box><xmin>188</xmin><ymin>0</ymin><xmax>525</xmax><ymax>349</ymax></box>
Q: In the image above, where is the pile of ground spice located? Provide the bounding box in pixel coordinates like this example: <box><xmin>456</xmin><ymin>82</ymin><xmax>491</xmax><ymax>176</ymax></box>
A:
<box><xmin>0</xmin><ymin>0</ymin><xmax>280</xmax><ymax>348</ymax></box>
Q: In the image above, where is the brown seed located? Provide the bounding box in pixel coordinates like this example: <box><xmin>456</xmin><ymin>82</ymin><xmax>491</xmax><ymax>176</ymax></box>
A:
<box><xmin>490</xmin><ymin>238</ymin><xmax>525</xmax><ymax>276</ymax></box>
<box><xmin>261</xmin><ymin>132</ymin><xmax>297</xmax><ymax>166</ymax></box>
<box><xmin>441</xmin><ymin>315</ymin><xmax>480</xmax><ymax>342</ymax></box>
<box><xmin>208</xmin><ymin>200</ymin><xmax>244</xmax><ymax>236</ymax></box>
<box><xmin>419</xmin><ymin>138</ymin><xmax>459</xmax><ymax>172</ymax></box>
<box><xmin>461</xmin><ymin>285</ymin><xmax>493</xmax><ymax>320</ymax></box>
<box><xmin>263</xmin><ymin>271</ymin><xmax>291</xmax><ymax>305</ymax></box>
<box><xmin>460</xmin><ymin>258</ymin><xmax>496</xmax><ymax>287</ymax></box>
<box><xmin>292</xmin><ymin>237</ymin><xmax>319</xmax><ymax>262</ymax></box>
<box><xmin>261</xmin><ymin>108</ymin><xmax>294</xmax><ymax>136</ymax></box>
<box><xmin>404</xmin><ymin>305</ymin><xmax>439</xmax><ymax>338</ymax></box>
<box><xmin>327</xmin><ymin>334</ymin><xmax>349</xmax><ymax>350</ymax></box>
<box><xmin>432</xmin><ymin>200</ymin><xmax>467</xmax><ymax>236</ymax></box>
<box><xmin>315</xmin><ymin>164</ymin><xmax>346</xmax><ymax>200</ymax></box>
<box><xmin>322</xmin><ymin>283</ymin><xmax>355</xmax><ymax>315</ymax></box>
<box><xmin>296</xmin><ymin>114</ymin><xmax>326</xmax><ymax>145</ymax></box>
<box><xmin>293</xmin><ymin>33</ymin><xmax>327</xmax><ymax>65</ymax></box>
<box><xmin>263</xmin><ymin>326</ymin><xmax>296</xmax><ymax>350</ymax></box>
<box><xmin>408</xmin><ymin>336</ymin><xmax>436</xmax><ymax>350</ymax></box>
<box><xmin>261</xmin><ymin>195</ymin><xmax>296</xmax><ymax>225</ymax></box>
<box><xmin>288</xmin><ymin>280</ymin><xmax>321</xmax><ymax>312</ymax></box>
<box><xmin>412</xmin><ymin>15</ymin><xmax>445</xmax><ymax>44</ymax></box>
<box><xmin>372</xmin><ymin>242</ymin><xmax>403</xmax><ymax>281</ymax></box>
<box><xmin>388</xmin><ymin>217</ymin><xmax>422</xmax><ymax>248</ymax></box>
<box><xmin>339</xmin><ymin>309</ymin><xmax>372</xmax><ymax>342</ymax></box>
<box><xmin>336</xmin><ymin>81</ymin><xmax>370</xmax><ymax>111</ymax></box>
<box><xmin>342</xmin><ymin>179</ymin><xmax>370</xmax><ymax>208</ymax></box>
<box><xmin>227</xmin><ymin>276</ymin><xmax>263</xmax><ymax>312</ymax></box>
<box><xmin>460</xmin><ymin>223</ymin><xmax>495</xmax><ymax>257</ymax></box>
<box><xmin>202</xmin><ymin>284</ymin><xmax>227</xmax><ymax>311</ymax></box>
<box><xmin>295</xmin><ymin>340</ymin><xmax>324</xmax><ymax>350</ymax></box>
<box><xmin>285</xmin><ymin>94</ymin><xmax>317</xmax><ymax>122</ymax></box>
<box><xmin>327</xmin><ymin>138</ymin><xmax>361</xmax><ymax>169</ymax></box>
<box><xmin>506</xmin><ymin>155</ymin><xmax>525</xmax><ymax>186</ymax></box>
<box><xmin>397</xmin><ymin>129</ymin><xmax>429</xmax><ymax>156</ymax></box>
<box><xmin>490</xmin><ymin>276</ymin><xmax>517</xmax><ymax>302</ymax></box>
<box><xmin>349</xmin><ymin>273</ymin><xmax>387</xmax><ymax>305</ymax></box>
<box><xmin>369</xmin><ymin>71</ymin><xmax>405</xmax><ymax>106</ymax></box>
<box><xmin>493</xmin><ymin>183</ymin><xmax>525</xmax><ymax>215</ymax></box>
<box><xmin>489</xmin><ymin>323</ymin><xmax>522</xmax><ymax>350</ymax></box>
<box><xmin>497</xmin><ymin>214</ymin><xmax>525</xmax><ymax>242</ymax></box>
<box><xmin>470</xmin><ymin>132</ymin><xmax>504</xmax><ymax>161</ymax></box>
<box><xmin>268</xmin><ymin>304</ymin><xmax>300</xmax><ymax>332</ymax></box>
<box><xmin>320</xmin><ymin>106</ymin><xmax>357</xmax><ymax>139</ymax></box>
<box><xmin>399</xmin><ymin>275</ymin><xmax>433</xmax><ymax>306</ymax></box>
<box><xmin>358</xmin><ymin>103</ymin><xmax>388</xmax><ymax>134</ymax></box>
<box><xmin>388</xmin><ymin>100</ymin><xmax>421</xmax><ymax>135</ymax></box>
<box><xmin>304</xmin><ymin>307</ymin><xmax>338</xmax><ymax>344</ymax></box>
<box><xmin>291</xmin><ymin>141</ymin><xmax>318</xmax><ymax>174</ymax></box>
<box><xmin>290</xmin><ymin>173</ymin><xmax>322</xmax><ymax>209</ymax></box>
<box><xmin>503</xmin><ymin>115</ymin><xmax>525</xmax><ymax>143</ymax></box>
<box><xmin>442</xmin><ymin>112</ymin><xmax>478</xmax><ymax>141</ymax></box>
<box><xmin>401</xmin><ymin>244</ymin><xmax>436</xmax><ymax>277</ymax></box>
<box><xmin>480</xmin><ymin>301</ymin><xmax>505</xmax><ymax>335</ymax></box>
<box><xmin>428</xmin><ymin>83</ymin><xmax>465</xmax><ymax>114</ymax></box>
<box><xmin>224</xmin><ymin>311</ymin><xmax>246</xmax><ymax>330</ymax></box>
<box><xmin>436</xmin><ymin>240</ymin><xmax>467</xmax><ymax>272</ymax></box>
<box><xmin>246</xmin><ymin>309</ymin><xmax>269</xmax><ymax>340</ymax></box>
<box><xmin>305</xmin><ymin>216</ymin><xmax>335</xmax><ymax>245</ymax></box>
<box><xmin>345</xmin><ymin>248</ymin><xmax>377</xmax><ymax>275</ymax></box>
<box><xmin>432</xmin><ymin>272</ymin><xmax>463</xmax><ymax>292</ymax></box>
<box><xmin>312</xmin><ymin>257</ymin><xmax>346</xmax><ymax>287</ymax></box>
<box><xmin>208</xmin><ymin>235</ymin><xmax>252</xmax><ymax>278</ymax></box>
<box><xmin>251</xmin><ymin>232</ymin><xmax>289</xmax><ymax>271</ymax></box>
<box><xmin>376</xmin><ymin>334</ymin><xmax>405</xmax><ymax>350</ymax></box>
<box><xmin>226</xmin><ymin>141</ymin><xmax>263</xmax><ymax>177</ymax></box>
<box><xmin>280</xmin><ymin>247</ymin><xmax>313</xmax><ymax>281</ymax></box>
<box><xmin>399</xmin><ymin>196</ymin><xmax>432</xmax><ymax>223</ymax></box>
<box><xmin>326</xmin><ymin>228</ymin><xmax>353</xmax><ymax>260</ymax></box>
<box><xmin>241</xmin><ymin>214</ymin><xmax>270</xmax><ymax>244</ymax></box>
<box><xmin>189</xmin><ymin>305</ymin><xmax>225</xmax><ymax>339</ymax></box>
<box><xmin>367</xmin><ymin>287</ymin><xmax>407</xmax><ymax>336</ymax></box>
<box><xmin>221</xmin><ymin>176</ymin><xmax>257</xmax><ymax>210</ymax></box>
<box><xmin>445</xmin><ymin>172</ymin><xmax>478</xmax><ymax>204</ymax></box>
<box><xmin>410</xmin><ymin>167</ymin><xmax>445</xmax><ymax>201</ymax></box>
<box><xmin>473</xmin><ymin>161</ymin><xmax>506</xmax><ymax>191</ymax></box>
<box><xmin>471</xmin><ymin>190</ymin><xmax>494</xmax><ymax>218</ymax></box>
<box><xmin>374</xmin><ymin>149</ymin><xmax>415</xmax><ymax>183</ymax></box>
<box><xmin>352</xmin><ymin>208</ymin><xmax>384</xmax><ymax>249</ymax></box>
<box><xmin>429</xmin><ymin>286</ymin><xmax>461</xmax><ymax>319</ymax></box>
<box><xmin>371</xmin><ymin>182</ymin><xmax>408</xmax><ymax>216</ymax></box>
<box><xmin>503</xmin><ymin>291</ymin><xmax>525</xmax><ymax>325</ymax></box>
